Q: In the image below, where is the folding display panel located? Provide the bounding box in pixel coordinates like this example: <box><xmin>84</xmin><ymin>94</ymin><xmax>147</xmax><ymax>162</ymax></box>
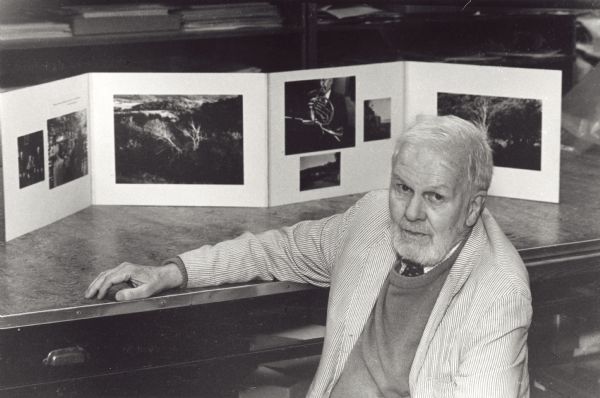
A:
<box><xmin>0</xmin><ymin>62</ymin><xmax>562</xmax><ymax>241</ymax></box>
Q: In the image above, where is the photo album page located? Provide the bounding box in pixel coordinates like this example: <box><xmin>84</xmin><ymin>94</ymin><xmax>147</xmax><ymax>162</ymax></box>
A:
<box><xmin>404</xmin><ymin>62</ymin><xmax>562</xmax><ymax>203</ymax></box>
<box><xmin>267</xmin><ymin>62</ymin><xmax>405</xmax><ymax>206</ymax></box>
<box><xmin>89</xmin><ymin>72</ymin><xmax>269</xmax><ymax>207</ymax></box>
<box><xmin>0</xmin><ymin>61</ymin><xmax>562</xmax><ymax>241</ymax></box>
<box><xmin>0</xmin><ymin>75</ymin><xmax>91</xmax><ymax>241</ymax></box>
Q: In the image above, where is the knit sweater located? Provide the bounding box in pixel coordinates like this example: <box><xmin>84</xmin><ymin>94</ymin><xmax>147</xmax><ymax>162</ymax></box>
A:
<box><xmin>330</xmin><ymin>247</ymin><xmax>460</xmax><ymax>398</ymax></box>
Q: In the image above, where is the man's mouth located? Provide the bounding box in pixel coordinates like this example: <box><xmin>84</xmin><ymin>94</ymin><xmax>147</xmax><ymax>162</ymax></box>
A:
<box><xmin>401</xmin><ymin>228</ymin><xmax>428</xmax><ymax>237</ymax></box>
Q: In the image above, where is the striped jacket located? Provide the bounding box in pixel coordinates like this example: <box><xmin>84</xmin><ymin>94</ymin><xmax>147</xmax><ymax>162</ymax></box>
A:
<box><xmin>179</xmin><ymin>190</ymin><xmax>532</xmax><ymax>397</ymax></box>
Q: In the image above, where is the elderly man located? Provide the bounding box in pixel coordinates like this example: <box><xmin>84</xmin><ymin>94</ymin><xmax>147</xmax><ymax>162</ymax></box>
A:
<box><xmin>86</xmin><ymin>115</ymin><xmax>532</xmax><ymax>397</ymax></box>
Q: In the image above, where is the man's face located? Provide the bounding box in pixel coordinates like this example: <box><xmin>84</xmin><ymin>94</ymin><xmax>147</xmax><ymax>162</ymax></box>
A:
<box><xmin>389</xmin><ymin>142</ymin><xmax>479</xmax><ymax>266</ymax></box>
<box><xmin>320</xmin><ymin>79</ymin><xmax>333</xmax><ymax>93</ymax></box>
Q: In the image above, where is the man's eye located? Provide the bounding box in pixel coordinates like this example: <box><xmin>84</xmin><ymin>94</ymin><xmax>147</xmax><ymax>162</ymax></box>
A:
<box><xmin>429</xmin><ymin>193</ymin><xmax>444</xmax><ymax>203</ymax></box>
<box><xmin>397</xmin><ymin>183</ymin><xmax>411</xmax><ymax>193</ymax></box>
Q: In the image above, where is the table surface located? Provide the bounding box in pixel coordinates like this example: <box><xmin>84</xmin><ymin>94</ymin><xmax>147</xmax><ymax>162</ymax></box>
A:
<box><xmin>1</xmin><ymin>148</ymin><xmax>599</xmax><ymax>328</ymax></box>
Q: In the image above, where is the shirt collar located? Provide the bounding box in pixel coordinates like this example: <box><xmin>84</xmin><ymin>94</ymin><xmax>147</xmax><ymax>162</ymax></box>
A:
<box><xmin>399</xmin><ymin>236</ymin><xmax>466</xmax><ymax>275</ymax></box>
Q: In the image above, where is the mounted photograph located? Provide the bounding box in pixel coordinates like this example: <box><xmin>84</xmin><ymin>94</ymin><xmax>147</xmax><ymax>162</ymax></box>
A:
<box><xmin>299</xmin><ymin>152</ymin><xmax>340</xmax><ymax>191</ymax></box>
<box><xmin>114</xmin><ymin>94</ymin><xmax>244</xmax><ymax>185</ymax></box>
<box><xmin>17</xmin><ymin>130</ymin><xmax>45</xmax><ymax>189</ymax></box>
<box><xmin>285</xmin><ymin>76</ymin><xmax>355</xmax><ymax>155</ymax></box>
<box><xmin>47</xmin><ymin>110</ymin><xmax>88</xmax><ymax>189</ymax></box>
<box><xmin>437</xmin><ymin>92</ymin><xmax>542</xmax><ymax>171</ymax></box>
<box><xmin>364</xmin><ymin>98</ymin><xmax>391</xmax><ymax>142</ymax></box>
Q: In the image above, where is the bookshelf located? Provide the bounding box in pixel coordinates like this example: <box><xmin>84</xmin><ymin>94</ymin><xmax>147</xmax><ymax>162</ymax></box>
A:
<box><xmin>0</xmin><ymin>0</ymin><xmax>581</xmax><ymax>91</ymax></box>
<box><xmin>0</xmin><ymin>1</ymin><xmax>307</xmax><ymax>88</ymax></box>
<box><xmin>309</xmin><ymin>6</ymin><xmax>576</xmax><ymax>92</ymax></box>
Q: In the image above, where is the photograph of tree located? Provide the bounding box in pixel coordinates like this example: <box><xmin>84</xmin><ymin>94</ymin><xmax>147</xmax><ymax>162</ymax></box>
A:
<box><xmin>18</xmin><ymin>130</ymin><xmax>45</xmax><ymax>189</ymax></box>
<box><xmin>300</xmin><ymin>152</ymin><xmax>341</xmax><ymax>191</ymax></box>
<box><xmin>438</xmin><ymin>92</ymin><xmax>542</xmax><ymax>171</ymax></box>
<box><xmin>364</xmin><ymin>98</ymin><xmax>391</xmax><ymax>142</ymax></box>
<box><xmin>285</xmin><ymin>77</ymin><xmax>355</xmax><ymax>155</ymax></box>
<box><xmin>114</xmin><ymin>95</ymin><xmax>243</xmax><ymax>185</ymax></box>
<box><xmin>47</xmin><ymin>110</ymin><xmax>88</xmax><ymax>189</ymax></box>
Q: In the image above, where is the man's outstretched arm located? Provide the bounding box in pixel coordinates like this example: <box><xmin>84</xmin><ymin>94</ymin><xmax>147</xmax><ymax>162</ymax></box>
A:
<box><xmin>85</xmin><ymin>192</ymin><xmax>367</xmax><ymax>301</ymax></box>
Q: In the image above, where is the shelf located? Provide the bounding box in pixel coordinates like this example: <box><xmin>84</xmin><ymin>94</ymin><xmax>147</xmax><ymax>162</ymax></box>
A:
<box><xmin>0</xmin><ymin>2</ymin><xmax>579</xmax><ymax>93</ymax></box>
<box><xmin>315</xmin><ymin>11</ymin><xmax>576</xmax><ymax>29</ymax></box>
<box><xmin>0</xmin><ymin>26</ymin><xmax>302</xmax><ymax>51</ymax></box>
<box><xmin>313</xmin><ymin>0</ymin><xmax>600</xmax><ymax>8</ymax></box>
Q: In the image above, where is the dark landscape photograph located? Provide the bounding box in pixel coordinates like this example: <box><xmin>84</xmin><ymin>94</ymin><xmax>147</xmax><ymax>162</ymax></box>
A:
<box><xmin>438</xmin><ymin>92</ymin><xmax>542</xmax><ymax>171</ymax></box>
<box><xmin>364</xmin><ymin>98</ymin><xmax>391</xmax><ymax>142</ymax></box>
<box><xmin>285</xmin><ymin>76</ymin><xmax>355</xmax><ymax>155</ymax></box>
<box><xmin>17</xmin><ymin>130</ymin><xmax>45</xmax><ymax>189</ymax></box>
<box><xmin>47</xmin><ymin>110</ymin><xmax>88</xmax><ymax>189</ymax></box>
<box><xmin>300</xmin><ymin>152</ymin><xmax>341</xmax><ymax>191</ymax></box>
<box><xmin>114</xmin><ymin>94</ymin><xmax>244</xmax><ymax>185</ymax></box>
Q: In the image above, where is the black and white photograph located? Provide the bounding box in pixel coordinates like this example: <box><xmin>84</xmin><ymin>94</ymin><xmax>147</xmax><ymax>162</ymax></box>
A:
<box><xmin>364</xmin><ymin>98</ymin><xmax>391</xmax><ymax>142</ymax></box>
<box><xmin>437</xmin><ymin>92</ymin><xmax>542</xmax><ymax>171</ymax></box>
<box><xmin>17</xmin><ymin>130</ymin><xmax>45</xmax><ymax>189</ymax></box>
<box><xmin>0</xmin><ymin>0</ymin><xmax>587</xmax><ymax>394</ymax></box>
<box><xmin>47</xmin><ymin>110</ymin><xmax>88</xmax><ymax>189</ymax></box>
<box><xmin>285</xmin><ymin>76</ymin><xmax>355</xmax><ymax>155</ymax></box>
<box><xmin>299</xmin><ymin>152</ymin><xmax>340</xmax><ymax>191</ymax></box>
<box><xmin>114</xmin><ymin>94</ymin><xmax>244</xmax><ymax>185</ymax></box>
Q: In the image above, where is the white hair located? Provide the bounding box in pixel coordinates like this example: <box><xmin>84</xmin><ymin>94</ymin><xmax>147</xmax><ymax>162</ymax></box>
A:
<box><xmin>393</xmin><ymin>115</ymin><xmax>493</xmax><ymax>192</ymax></box>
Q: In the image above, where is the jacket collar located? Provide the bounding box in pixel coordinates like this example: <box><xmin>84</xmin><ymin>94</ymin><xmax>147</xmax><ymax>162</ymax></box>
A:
<box><xmin>409</xmin><ymin>215</ymin><xmax>486</xmax><ymax>386</ymax></box>
<box><xmin>347</xmin><ymin>225</ymin><xmax>397</xmax><ymax>329</ymax></box>
<box><xmin>334</xmin><ymin>222</ymin><xmax>397</xmax><ymax>382</ymax></box>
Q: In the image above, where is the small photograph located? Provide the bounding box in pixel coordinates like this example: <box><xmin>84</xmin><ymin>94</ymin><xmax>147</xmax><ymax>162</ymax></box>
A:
<box><xmin>438</xmin><ymin>92</ymin><xmax>542</xmax><ymax>171</ymax></box>
<box><xmin>47</xmin><ymin>110</ymin><xmax>88</xmax><ymax>189</ymax></box>
<box><xmin>364</xmin><ymin>98</ymin><xmax>391</xmax><ymax>142</ymax></box>
<box><xmin>114</xmin><ymin>95</ymin><xmax>243</xmax><ymax>185</ymax></box>
<box><xmin>17</xmin><ymin>130</ymin><xmax>45</xmax><ymax>189</ymax></box>
<box><xmin>285</xmin><ymin>76</ymin><xmax>355</xmax><ymax>155</ymax></box>
<box><xmin>300</xmin><ymin>152</ymin><xmax>341</xmax><ymax>191</ymax></box>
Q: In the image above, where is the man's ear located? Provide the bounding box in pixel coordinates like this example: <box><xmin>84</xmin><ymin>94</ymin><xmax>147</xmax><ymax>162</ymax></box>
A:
<box><xmin>466</xmin><ymin>191</ymin><xmax>487</xmax><ymax>227</ymax></box>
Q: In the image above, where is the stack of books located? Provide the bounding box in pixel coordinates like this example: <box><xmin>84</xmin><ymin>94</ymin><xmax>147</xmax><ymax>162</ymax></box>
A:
<box><xmin>62</xmin><ymin>3</ymin><xmax>181</xmax><ymax>36</ymax></box>
<box><xmin>317</xmin><ymin>4</ymin><xmax>401</xmax><ymax>25</ymax></box>
<box><xmin>0</xmin><ymin>21</ymin><xmax>72</xmax><ymax>41</ymax></box>
<box><xmin>179</xmin><ymin>2</ymin><xmax>283</xmax><ymax>32</ymax></box>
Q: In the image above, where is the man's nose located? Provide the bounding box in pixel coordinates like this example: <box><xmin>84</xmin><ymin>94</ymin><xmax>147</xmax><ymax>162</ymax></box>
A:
<box><xmin>404</xmin><ymin>194</ymin><xmax>425</xmax><ymax>222</ymax></box>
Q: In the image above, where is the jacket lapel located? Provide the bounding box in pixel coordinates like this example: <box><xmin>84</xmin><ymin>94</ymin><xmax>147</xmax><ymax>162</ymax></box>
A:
<box><xmin>409</xmin><ymin>217</ymin><xmax>486</xmax><ymax>387</ymax></box>
<box><xmin>334</xmin><ymin>226</ymin><xmax>397</xmax><ymax>380</ymax></box>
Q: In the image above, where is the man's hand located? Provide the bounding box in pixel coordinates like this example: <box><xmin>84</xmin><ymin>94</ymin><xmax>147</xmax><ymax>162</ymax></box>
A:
<box><xmin>308</xmin><ymin>95</ymin><xmax>334</xmax><ymax>126</ymax></box>
<box><xmin>85</xmin><ymin>262</ymin><xmax>183</xmax><ymax>301</ymax></box>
